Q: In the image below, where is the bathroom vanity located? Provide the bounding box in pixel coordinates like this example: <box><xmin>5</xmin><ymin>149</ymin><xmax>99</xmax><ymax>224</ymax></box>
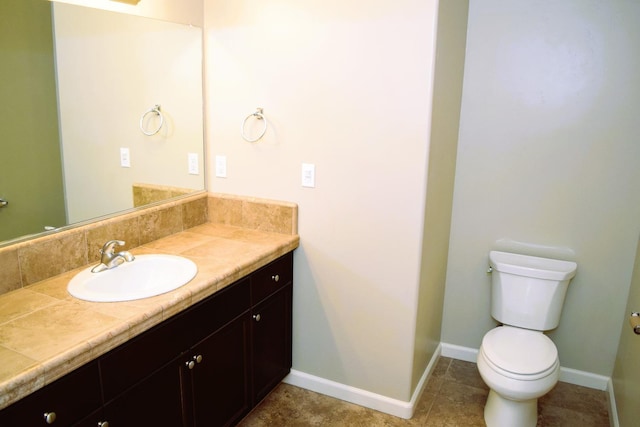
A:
<box><xmin>0</xmin><ymin>213</ymin><xmax>298</xmax><ymax>427</ymax></box>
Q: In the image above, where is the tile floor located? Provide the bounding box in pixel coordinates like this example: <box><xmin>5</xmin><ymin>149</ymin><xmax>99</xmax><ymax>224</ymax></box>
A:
<box><xmin>238</xmin><ymin>357</ymin><xmax>610</xmax><ymax>426</ymax></box>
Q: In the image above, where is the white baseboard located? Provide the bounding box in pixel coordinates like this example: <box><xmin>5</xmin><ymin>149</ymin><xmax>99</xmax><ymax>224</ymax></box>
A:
<box><xmin>441</xmin><ymin>342</ymin><xmax>478</xmax><ymax>362</ymax></box>
<box><xmin>558</xmin><ymin>366</ymin><xmax>610</xmax><ymax>391</ymax></box>
<box><xmin>284</xmin><ymin>342</ymin><xmax>614</xmax><ymax>420</ymax></box>
<box><xmin>283</xmin><ymin>344</ymin><xmax>442</xmax><ymax>419</ymax></box>
<box><xmin>606</xmin><ymin>378</ymin><xmax>619</xmax><ymax>427</ymax></box>
<box><xmin>440</xmin><ymin>342</ymin><xmax>610</xmax><ymax>391</ymax></box>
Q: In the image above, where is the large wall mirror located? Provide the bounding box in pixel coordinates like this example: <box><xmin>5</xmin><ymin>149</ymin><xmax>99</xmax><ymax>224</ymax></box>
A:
<box><xmin>0</xmin><ymin>1</ymin><xmax>204</xmax><ymax>244</ymax></box>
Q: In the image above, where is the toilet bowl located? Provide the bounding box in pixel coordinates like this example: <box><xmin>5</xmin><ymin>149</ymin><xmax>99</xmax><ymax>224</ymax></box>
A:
<box><xmin>477</xmin><ymin>326</ymin><xmax>560</xmax><ymax>427</ymax></box>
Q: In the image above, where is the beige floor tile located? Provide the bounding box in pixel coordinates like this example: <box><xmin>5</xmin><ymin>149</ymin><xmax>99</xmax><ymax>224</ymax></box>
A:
<box><xmin>240</xmin><ymin>357</ymin><xmax>610</xmax><ymax>427</ymax></box>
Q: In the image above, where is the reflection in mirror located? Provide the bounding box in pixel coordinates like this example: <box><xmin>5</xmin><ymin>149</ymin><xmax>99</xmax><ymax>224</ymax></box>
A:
<box><xmin>0</xmin><ymin>1</ymin><xmax>204</xmax><ymax>243</ymax></box>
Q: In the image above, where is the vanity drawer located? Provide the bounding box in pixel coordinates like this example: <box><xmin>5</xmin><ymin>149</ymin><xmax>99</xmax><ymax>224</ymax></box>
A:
<box><xmin>187</xmin><ymin>277</ymin><xmax>250</xmax><ymax>345</ymax></box>
<box><xmin>251</xmin><ymin>253</ymin><xmax>293</xmax><ymax>304</ymax></box>
<box><xmin>0</xmin><ymin>361</ymin><xmax>101</xmax><ymax>426</ymax></box>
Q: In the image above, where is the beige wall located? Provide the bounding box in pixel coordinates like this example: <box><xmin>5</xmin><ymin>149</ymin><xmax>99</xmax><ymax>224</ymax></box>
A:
<box><xmin>205</xmin><ymin>0</ymin><xmax>442</xmax><ymax>401</ymax></box>
<box><xmin>612</xmin><ymin>238</ymin><xmax>640</xmax><ymax>425</ymax></box>
<box><xmin>442</xmin><ymin>0</ymin><xmax>640</xmax><ymax>377</ymax></box>
<box><xmin>412</xmin><ymin>0</ymin><xmax>468</xmax><ymax>392</ymax></box>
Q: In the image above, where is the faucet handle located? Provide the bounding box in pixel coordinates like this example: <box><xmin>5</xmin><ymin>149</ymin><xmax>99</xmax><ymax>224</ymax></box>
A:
<box><xmin>100</xmin><ymin>240</ymin><xmax>125</xmax><ymax>255</ymax></box>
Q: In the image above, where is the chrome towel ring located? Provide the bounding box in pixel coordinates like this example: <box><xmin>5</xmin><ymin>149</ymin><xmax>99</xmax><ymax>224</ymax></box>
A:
<box><xmin>140</xmin><ymin>104</ymin><xmax>164</xmax><ymax>136</ymax></box>
<box><xmin>241</xmin><ymin>108</ymin><xmax>268</xmax><ymax>142</ymax></box>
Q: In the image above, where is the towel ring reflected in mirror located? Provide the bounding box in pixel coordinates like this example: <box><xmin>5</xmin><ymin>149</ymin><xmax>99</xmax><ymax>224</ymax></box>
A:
<box><xmin>140</xmin><ymin>104</ymin><xmax>164</xmax><ymax>136</ymax></box>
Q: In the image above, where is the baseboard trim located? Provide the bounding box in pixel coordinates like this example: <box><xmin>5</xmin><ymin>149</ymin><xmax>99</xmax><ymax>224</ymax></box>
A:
<box><xmin>283</xmin><ymin>344</ymin><xmax>442</xmax><ymax>419</ymax></box>
<box><xmin>441</xmin><ymin>342</ymin><xmax>478</xmax><ymax>362</ymax></box>
<box><xmin>607</xmin><ymin>378</ymin><xmax>620</xmax><ymax>427</ymax></box>
<box><xmin>558</xmin><ymin>366</ymin><xmax>610</xmax><ymax>391</ymax></box>
<box><xmin>284</xmin><ymin>342</ymin><xmax>614</xmax><ymax>420</ymax></box>
<box><xmin>440</xmin><ymin>342</ymin><xmax>610</xmax><ymax>390</ymax></box>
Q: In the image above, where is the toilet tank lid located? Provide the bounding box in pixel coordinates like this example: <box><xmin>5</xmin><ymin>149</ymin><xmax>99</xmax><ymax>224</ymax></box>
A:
<box><xmin>489</xmin><ymin>251</ymin><xmax>577</xmax><ymax>281</ymax></box>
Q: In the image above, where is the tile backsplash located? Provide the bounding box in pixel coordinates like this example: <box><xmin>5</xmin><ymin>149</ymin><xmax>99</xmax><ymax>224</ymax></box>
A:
<box><xmin>0</xmin><ymin>192</ymin><xmax>298</xmax><ymax>296</ymax></box>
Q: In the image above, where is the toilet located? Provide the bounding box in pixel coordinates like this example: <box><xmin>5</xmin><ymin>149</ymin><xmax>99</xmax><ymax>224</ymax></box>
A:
<box><xmin>477</xmin><ymin>251</ymin><xmax>577</xmax><ymax>427</ymax></box>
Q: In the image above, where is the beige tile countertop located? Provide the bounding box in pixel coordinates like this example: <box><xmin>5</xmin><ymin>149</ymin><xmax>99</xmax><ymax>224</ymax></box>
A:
<box><xmin>0</xmin><ymin>223</ymin><xmax>299</xmax><ymax>410</ymax></box>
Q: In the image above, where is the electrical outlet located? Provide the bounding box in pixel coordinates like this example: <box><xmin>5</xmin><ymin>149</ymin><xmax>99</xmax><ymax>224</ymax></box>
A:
<box><xmin>302</xmin><ymin>163</ymin><xmax>315</xmax><ymax>188</ymax></box>
<box><xmin>188</xmin><ymin>153</ymin><xmax>199</xmax><ymax>175</ymax></box>
<box><xmin>120</xmin><ymin>147</ymin><xmax>131</xmax><ymax>167</ymax></box>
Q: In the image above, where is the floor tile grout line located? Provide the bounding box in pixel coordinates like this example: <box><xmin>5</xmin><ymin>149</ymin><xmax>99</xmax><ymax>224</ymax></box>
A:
<box><xmin>421</xmin><ymin>357</ymin><xmax>453</xmax><ymax>425</ymax></box>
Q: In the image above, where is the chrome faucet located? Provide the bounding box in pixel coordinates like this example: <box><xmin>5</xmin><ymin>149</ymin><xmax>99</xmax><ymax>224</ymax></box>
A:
<box><xmin>91</xmin><ymin>240</ymin><xmax>135</xmax><ymax>273</ymax></box>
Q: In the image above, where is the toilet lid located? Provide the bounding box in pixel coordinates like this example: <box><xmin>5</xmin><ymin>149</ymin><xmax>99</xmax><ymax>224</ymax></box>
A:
<box><xmin>482</xmin><ymin>327</ymin><xmax>558</xmax><ymax>376</ymax></box>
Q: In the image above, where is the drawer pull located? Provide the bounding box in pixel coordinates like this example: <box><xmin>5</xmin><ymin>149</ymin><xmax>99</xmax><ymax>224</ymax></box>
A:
<box><xmin>43</xmin><ymin>412</ymin><xmax>57</xmax><ymax>424</ymax></box>
<box><xmin>194</xmin><ymin>354</ymin><xmax>203</xmax><ymax>364</ymax></box>
<box><xmin>271</xmin><ymin>274</ymin><xmax>280</xmax><ymax>282</ymax></box>
<box><xmin>253</xmin><ymin>314</ymin><xmax>261</xmax><ymax>322</ymax></box>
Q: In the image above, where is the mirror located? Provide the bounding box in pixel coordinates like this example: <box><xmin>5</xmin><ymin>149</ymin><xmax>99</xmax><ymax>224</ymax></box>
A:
<box><xmin>0</xmin><ymin>1</ymin><xmax>204</xmax><ymax>243</ymax></box>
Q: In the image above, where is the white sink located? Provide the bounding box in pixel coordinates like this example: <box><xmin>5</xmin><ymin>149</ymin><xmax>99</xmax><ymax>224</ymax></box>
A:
<box><xmin>68</xmin><ymin>254</ymin><xmax>197</xmax><ymax>302</ymax></box>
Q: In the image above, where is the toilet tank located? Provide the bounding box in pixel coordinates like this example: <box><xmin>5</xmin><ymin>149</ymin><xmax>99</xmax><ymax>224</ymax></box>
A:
<box><xmin>489</xmin><ymin>251</ymin><xmax>577</xmax><ymax>331</ymax></box>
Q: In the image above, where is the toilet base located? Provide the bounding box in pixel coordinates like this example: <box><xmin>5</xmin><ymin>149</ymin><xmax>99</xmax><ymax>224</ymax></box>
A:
<box><xmin>484</xmin><ymin>389</ymin><xmax>538</xmax><ymax>427</ymax></box>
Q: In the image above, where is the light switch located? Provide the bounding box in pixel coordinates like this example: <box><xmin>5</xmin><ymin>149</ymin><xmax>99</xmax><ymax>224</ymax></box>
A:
<box><xmin>216</xmin><ymin>155</ymin><xmax>227</xmax><ymax>178</ymax></box>
<box><xmin>188</xmin><ymin>153</ymin><xmax>199</xmax><ymax>175</ymax></box>
<box><xmin>302</xmin><ymin>163</ymin><xmax>315</xmax><ymax>188</ymax></box>
<box><xmin>120</xmin><ymin>147</ymin><xmax>131</xmax><ymax>168</ymax></box>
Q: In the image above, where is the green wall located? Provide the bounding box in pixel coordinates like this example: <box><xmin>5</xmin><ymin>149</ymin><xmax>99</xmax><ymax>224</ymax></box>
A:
<box><xmin>0</xmin><ymin>0</ymin><xmax>66</xmax><ymax>240</ymax></box>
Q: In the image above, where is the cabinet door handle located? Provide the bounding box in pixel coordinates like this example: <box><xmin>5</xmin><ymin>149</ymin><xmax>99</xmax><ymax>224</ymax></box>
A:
<box><xmin>253</xmin><ymin>313</ymin><xmax>261</xmax><ymax>322</ymax></box>
<box><xmin>43</xmin><ymin>412</ymin><xmax>57</xmax><ymax>424</ymax></box>
<box><xmin>271</xmin><ymin>274</ymin><xmax>280</xmax><ymax>282</ymax></box>
<box><xmin>98</xmin><ymin>422</ymin><xmax>110</xmax><ymax>427</ymax></box>
<box><xmin>186</xmin><ymin>354</ymin><xmax>203</xmax><ymax>370</ymax></box>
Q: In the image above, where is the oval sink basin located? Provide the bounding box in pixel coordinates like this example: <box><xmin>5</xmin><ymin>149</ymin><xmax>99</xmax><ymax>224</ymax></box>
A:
<box><xmin>68</xmin><ymin>254</ymin><xmax>197</xmax><ymax>302</ymax></box>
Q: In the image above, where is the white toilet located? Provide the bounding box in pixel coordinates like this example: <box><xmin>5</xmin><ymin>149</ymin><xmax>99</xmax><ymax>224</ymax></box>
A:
<box><xmin>477</xmin><ymin>251</ymin><xmax>577</xmax><ymax>427</ymax></box>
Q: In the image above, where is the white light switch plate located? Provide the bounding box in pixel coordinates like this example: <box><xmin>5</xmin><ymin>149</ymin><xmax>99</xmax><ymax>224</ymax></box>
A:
<box><xmin>120</xmin><ymin>147</ymin><xmax>130</xmax><ymax>168</ymax></box>
<box><xmin>302</xmin><ymin>163</ymin><xmax>315</xmax><ymax>188</ymax></box>
<box><xmin>216</xmin><ymin>155</ymin><xmax>227</xmax><ymax>178</ymax></box>
<box><xmin>188</xmin><ymin>153</ymin><xmax>199</xmax><ymax>175</ymax></box>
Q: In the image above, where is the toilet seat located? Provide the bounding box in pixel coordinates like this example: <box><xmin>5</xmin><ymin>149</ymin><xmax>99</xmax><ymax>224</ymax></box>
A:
<box><xmin>481</xmin><ymin>326</ymin><xmax>558</xmax><ymax>380</ymax></box>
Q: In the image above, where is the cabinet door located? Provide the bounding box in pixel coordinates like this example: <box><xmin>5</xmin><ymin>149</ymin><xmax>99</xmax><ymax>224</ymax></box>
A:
<box><xmin>102</xmin><ymin>359</ymin><xmax>186</xmax><ymax>427</ymax></box>
<box><xmin>187</xmin><ymin>312</ymin><xmax>251</xmax><ymax>427</ymax></box>
<box><xmin>0</xmin><ymin>362</ymin><xmax>101</xmax><ymax>427</ymax></box>
<box><xmin>251</xmin><ymin>283</ymin><xmax>292</xmax><ymax>404</ymax></box>
<box><xmin>100</xmin><ymin>311</ymin><xmax>191</xmax><ymax>403</ymax></box>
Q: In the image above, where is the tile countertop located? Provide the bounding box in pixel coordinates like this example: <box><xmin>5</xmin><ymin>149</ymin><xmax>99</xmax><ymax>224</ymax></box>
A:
<box><xmin>0</xmin><ymin>223</ymin><xmax>299</xmax><ymax>410</ymax></box>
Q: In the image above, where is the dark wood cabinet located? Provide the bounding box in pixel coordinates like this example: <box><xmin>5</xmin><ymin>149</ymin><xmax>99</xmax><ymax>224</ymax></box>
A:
<box><xmin>251</xmin><ymin>284</ymin><xmax>292</xmax><ymax>404</ymax></box>
<box><xmin>101</xmin><ymin>360</ymin><xmax>185</xmax><ymax>426</ymax></box>
<box><xmin>0</xmin><ymin>252</ymin><xmax>293</xmax><ymax>427</ymax></box>
<box><xmin>187</xmin><ymin>313</ymin><xmax>251</xmax><ymax>426</ymax></box>
<box><xmin>0</xmin><ymin>362</ymin><xmax>101</xmax><ymax>427</ymax></box>
<box><xmin>250</xmin><ymin>252</ymin><xmax>294</xmax><ymax>405</ymax></box>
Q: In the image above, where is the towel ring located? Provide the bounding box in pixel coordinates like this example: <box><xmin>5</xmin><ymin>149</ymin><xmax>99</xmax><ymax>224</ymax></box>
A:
<box><xmin>241</xmin><ymin>108</ymin><xmax>268</xmax><ymax>142</ymax></box>
<box><xmin>140</xmin><ymin>104</ymin><xmax>164</xmax><ymax>136</ymax></box>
